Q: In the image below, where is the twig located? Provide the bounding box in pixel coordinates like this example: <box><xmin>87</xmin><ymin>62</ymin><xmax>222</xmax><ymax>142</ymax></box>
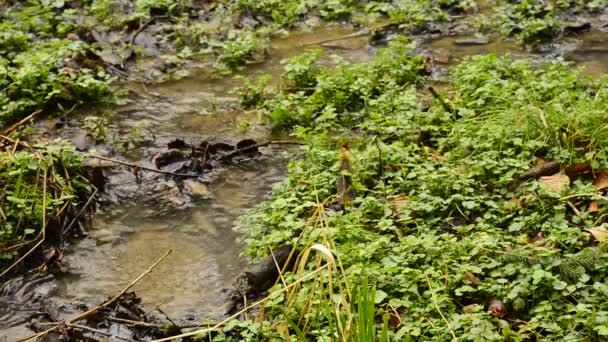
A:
<box><xmin>425</xmin><ymin>274</ymin><xmax>458</xmax><ymax>341</ymax></box>
<box><xmin>2</xmin><ymin>110</ymin><xmax>42</xmax><ymax>135</ymax></box>
<box><xmin>106</xmin><ymin>316</ymin><xmax>217</xmax><ymax>329</ymax></box>
<box><xmin>151</xmin><ymin>264</ymin><xmax>330</xmax><ymax>342</ymax></box>
<box><xmin>90</xmin><ymin>155</ymin><xmax>201</xmax><ymax>178</ymax></box>
<box><xmin>156</xmin><ymin>307</ymin><xmax>177</xmax><ymax>327</ymax></box>
<box><xmin>19</xmin><ymin>249</ymin><xmax>172</xmax><ymax>342</ymax></box>
<box><xmin>302</xmin><ymin>22</ymin><xmax>396</xmax><ymax>46</ymax></box>
<box><xmin>219</xmin><ymin>140</ymin><xmax>303</xmax><ymax>161</ymax></box>
<box><xmin>35</xmin><ymin>323</ymin><xmax>135</xmax><ymax>342</ymax></box>
<box><xmin>428</xmin><ymin>86</ymin><xmax>455</xmax><ymax>115</ymax></box>
<box><xmin>0</xmin><ymin>239</ymin><xmax>44</xmax><ymax>280</ymax></box>
<box><xmin>129</xmin><ymin>16</ymin><xmax>166</xmax><ymax>47</ymax></box>
<box><xmin>62</xmin><ymin>185</ymin><xmax>98</xmax><ymax>235</ymax></box>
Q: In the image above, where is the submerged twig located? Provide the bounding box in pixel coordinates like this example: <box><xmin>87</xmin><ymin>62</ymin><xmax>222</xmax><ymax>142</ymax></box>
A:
<box><xmin>20</xmin><ymin>249</ymin><xmax>172</xmax><ymax>342</ymax></box>
<box><xmin>219</xmin><ymin>140</ymin><xmax>303</xmax><ymax>161</ymax></box>
<box><xmin>90</xmin><ymin>155</ymin><xmax>201</xmax><ymax>178</ymax></box>
<box><xmin>62</xmin><ymin>185</ymin><xmax>98</xmax><ymax>236</ymax></box>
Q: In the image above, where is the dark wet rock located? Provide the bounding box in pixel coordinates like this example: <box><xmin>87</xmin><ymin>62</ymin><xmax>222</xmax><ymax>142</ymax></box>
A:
<box><xmin>153</xmin><ymin>149</ymin><xmax>187</xmax><ymax>169</ymax></box>
<box><xmin>564</xmin><ymin>21</ymin><xmax>591</xmax><ymax>34</ymax></box>
<box><xmin>133</xmin><ymin>31</ymin><xmax>160</xmax><ymax>56</ymax></box>
<box><xmin>224</xmin><ymin>245</ymin><xmax>297</xmax><ymax>314</ymax></box>
<box><xmin>71</xmin><ymin>131</ymin><xmax>96</xmax><ymax>151</ymax></box>
<box><xmin>184</xmin><ymin>179</ymin><xmax>210</xmax><ymax>198</ymax></box>
<box><xmin>454</xmin><ymin>37</ymin><xmax>490</xmax><ymax>46</ymax></box>
<box><xmin>600</xmin><ymin>22</ymin><xmax>608</xmax><ymax>32</ymax></box>
<box><xmin>167</xmin><ymin>138</ymin><xmax>190</xmax><ymax>150</ymax></box>
<box><xmin>98</xmin><ymin>49</ymin><xmax>122</xmax><ymax>66</ymax></box>
<box><xmin>234</xmin><ymin>138</ymin><xmax>259</xmax><ymax>159</ymax></box>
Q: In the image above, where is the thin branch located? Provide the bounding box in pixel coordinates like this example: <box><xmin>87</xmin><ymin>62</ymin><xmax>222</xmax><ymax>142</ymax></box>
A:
<box><xmin>428</xmin><ymin>86</ymin><xmax>455</xmax><ymax>114</ymax></box>
<box><xmin>106</xmin><ymin>316</ymin><xmax>217</xmax><ymax>329</ymax></box>
<box><xmin>62</xmin><ymin>185</ymin><xmax>98</xmax><ymax>235</ymax></box>
<box><xmin>35</xmin><ymin>323</ymin><xmax>135</xmax><ymax>342</ymax></box>
<box><xmin>219</xmin><ymin>140</ymin><xmax>303</xmax><ymax>161</ymax></box>
<box><xmin>2</xmin><ymin>110</ymin><xmax>42</xmax><ymax>135</ymax></box>
<box><xmin>19</xmin><ymin>250</ymin><xmax>172</xmax><ymax>342</ymax></box>
<box><xmin>90</xmin><ymin>155</ymin><xmax>201</xmax><ymax>178</ymax></box>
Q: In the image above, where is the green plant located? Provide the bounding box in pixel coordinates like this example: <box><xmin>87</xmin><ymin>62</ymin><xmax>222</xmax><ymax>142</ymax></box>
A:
<box><xmin>208</xmin><ymin>41</ymin><xmax>608</xmax><ymax>341</ymax></box>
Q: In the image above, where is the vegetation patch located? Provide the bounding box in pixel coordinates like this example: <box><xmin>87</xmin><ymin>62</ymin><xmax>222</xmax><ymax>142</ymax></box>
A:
<box><xmin>0</xmin><ymin>141</ymin><xmax>92</xmax><ymax>278</ymax></box>
<box><xmin>197</xmin><ymin>38</ymin><xmax>608</xmax><ymax>341</ymax></box>
<box><xmin>476</xmin><ymin>0</ymin><xmax>608</xmax><ymax>47</ymax></box>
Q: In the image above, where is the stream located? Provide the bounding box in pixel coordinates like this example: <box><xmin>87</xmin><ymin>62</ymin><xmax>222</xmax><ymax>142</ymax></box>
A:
<box><xmin>1</xmin><ymin>23</ymin><xmax>607</xmax><ymax>341</ymax></box>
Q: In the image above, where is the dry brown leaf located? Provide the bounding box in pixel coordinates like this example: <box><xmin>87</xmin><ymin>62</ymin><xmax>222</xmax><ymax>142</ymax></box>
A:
<box><xmin>589</xmin><ymin>201</ymin><xmax>600</xmax><ymax>213</ymax></box>
<box><xmin>565</xmin><ymin>163</ymin><xmax>592</xmax><ymax>177</ymax></box>
<box><xmin>463</xmin><ymin>272</ymin><xmax>480</xmax><ymax>285</ymax></box>
<box><xmin>594</xmin><ymin>170</ymin><xmax>608</xmax><ymax>191</ymax></box>
<box><xmin>539</xmin><ymin>173</ymin><xmax>570</xmax><ymax>193</ymax></box>
<box><xmin>507</xmin><ymin>197</ymin><xmax>521</xmax><ymax>208</ymax></box>
<box><xmin>463</xmin><ymin>304</ymin><xmax>480</xmax><ymax>314</ymax></box>
<box><xmin>586</xmin><ymin>227</ymin><xmax>608</xmax><ymax>242</ymax></box>
<box><xmin>392</xmin><ymin>195</ymin><xmax>409</xmax><ymax>212</ymax></box>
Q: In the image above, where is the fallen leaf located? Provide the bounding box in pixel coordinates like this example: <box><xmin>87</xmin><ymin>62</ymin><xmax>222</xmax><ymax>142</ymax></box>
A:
<box><xmin>507</xmin><ymin>197</ymin><xmax>521</xmax><ymax>208</ymax></box>
<box><xmin>463</xmin><ymin>304</ymin><xmax>480</xmax><ymax>314</ymax></box>
<box><xmin>589</xmin><ymin>201</ymin><xmax>600</xmax><ymax>213</ymax></box>
<box><xmin>539</xmin><ymin>173</ymin><xmax>570</xmax><ymax>193</ymax></box>
<box><xmin>488</xmin><ymin>299</ymin><xmax>507</xmax><ymax>318</ymax></box>
<box><xmin>392</xmin><ymin>195</ymin><xmax>409</xmax><ymax>212</ymax></box>
<box><xmin>594</xmin><ymin>170</ymin><xmax>608</xmax><ymax>191</ymax></box>
<box><xmin>565</xmin><ymin>163</ymin><xmax>592</xmax><ymax>177</ymax></box>
<box><xmin>529</xmin><ymin>232</ymin><xmax>546</xmax><ymax>246</ymax></box>
<box><xmin>586</xmin><ymin>227</ymin><xmax>608</xmax><ymax>242</ymax></box>
<box><xmin>463</xmin><ymin>272</ymin><xmax>480</xmax><ymax>285</ymax></box>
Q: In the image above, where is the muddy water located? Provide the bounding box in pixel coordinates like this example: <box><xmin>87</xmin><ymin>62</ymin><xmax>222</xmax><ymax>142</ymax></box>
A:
<box><xmin>52</xmin><ymin>25</ymin><xmax>374</xmax><ymax>323</ymax></box>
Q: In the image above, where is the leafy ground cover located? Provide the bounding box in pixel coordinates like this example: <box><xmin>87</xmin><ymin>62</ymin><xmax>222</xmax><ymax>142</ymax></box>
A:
<box><xmin>199</xmin><ymin>37</ymin><xmax>608</xmax><ymax>341</ymax></box>
<box><xmin>0</xmin><ymin>141</ymin><xmax>92</xmax><ymax>277</ymax></box>
<box><xmin>476</xmin><ymin>0</ymin><xmax>608</xmax><ymax>47</ymax></box>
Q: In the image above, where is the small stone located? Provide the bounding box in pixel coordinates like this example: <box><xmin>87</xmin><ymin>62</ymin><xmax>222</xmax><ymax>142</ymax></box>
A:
<box><xmin>184</xmin><ymin>179</ymin><xmax>210</xmax><ymax>198</ymax></box>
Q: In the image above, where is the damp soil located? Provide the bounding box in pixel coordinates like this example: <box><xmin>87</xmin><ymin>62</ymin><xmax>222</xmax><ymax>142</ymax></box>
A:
<box><xmin>1</xmin><ymin>22</ymin><xmax>607</xmax><ymax>341</ymax></box>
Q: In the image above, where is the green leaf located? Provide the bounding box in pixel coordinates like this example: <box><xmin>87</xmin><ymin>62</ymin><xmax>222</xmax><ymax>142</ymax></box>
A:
<box><xmin>553</xmin><ymin>280</ymin><xmax>567</xmax><ymax>290</ymax></box>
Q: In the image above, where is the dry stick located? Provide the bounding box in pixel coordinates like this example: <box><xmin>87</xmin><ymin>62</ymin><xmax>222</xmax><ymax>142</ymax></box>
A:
<box><xmin>35</xmin><ymin>323</ymin><xmax>135</xmax><ymax>342</ymax></box>
<box><xmin>106</xmin><ymin>316</ymin><xmax>217</xmax><ymax>330</ymax></box>
<box><xmin>219</xmin><ymin>140</ymin><xmax>303</xmax><ymax>161</ymax></box>
<box><xmin>428</xmin><ymin>86</ymin><xmax>455</xmax><ymax>114</ymax></box>
<box><xmin>301</xmin><ymin>22</ymin><xmax>397</xmax><ymax>46</ymax></box>
<box><xmin>62</xmin><ymin>186</ymin><xmax>98</xmax><ymax>235</ymax></box>
<box><xmin>425</xmin><ymin>274</ymin><xmax>458</xmax><ymax>342</ymax></box>
<box><xmin>19</xmin><ymin>249</ymin><xmax>172</xmax><ymax>342</ymax></box>
<box><xmin>90</xmin><ymin>155</ymin><xmax>201</xmax><ymax>178</ymax></box>
<box><xmin>2</xmin><ymin>110</ymin><xmax>42</xmax><ymax>135</ymax></box>
<box><xmin>151</xmin><ymin>264</ymin><xmax>330</xmax><ymax>342</ymax></box>
<box><xmin>129</xmin><ymin>16</ymin><xmax>160</xmax><ymax>47</ymax></box>
<box><xmin>302</xmin><ymin>29</ymin><xmax>370</xmax><ymax>46</ymax></box>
